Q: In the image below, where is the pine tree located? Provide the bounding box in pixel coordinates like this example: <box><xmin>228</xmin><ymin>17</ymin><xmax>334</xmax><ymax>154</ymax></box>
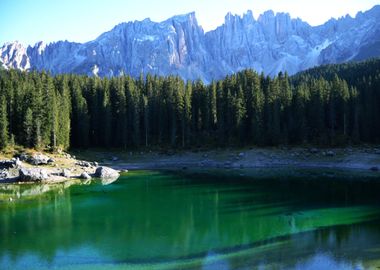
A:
<box><xmin>183</xmin><ymin>81</ymin><xmax>192</xmax><ymax>147</ymax></box>
<box><xmin>23</xmin><ymin>108</ymin><xmax>34</xmax><ymax>148</ymax></box>
<box><xmin>55</xmin><ymin>76</ymin><xmax>71</xmax><ymax>150</ymax></box>
<box><xmin>100</xmin><ymin>78</ymin><xmax>112</xmax><ymax>147</ymax></box>
<box><xmin>0</xmin><ymin>95</ymin><xmax>8</xmax><ymax>149</ymax></box>
<box><xmin>251</xmin><ymin>78</ymin><xmax>265</xmax><ymax>145</ymax></box>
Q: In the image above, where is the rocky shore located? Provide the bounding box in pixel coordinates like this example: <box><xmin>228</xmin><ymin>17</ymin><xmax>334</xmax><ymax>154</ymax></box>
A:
<box><xmin>86</xmin><ymin>147</ymin><xmax>380</xmax><ymax>172</ymax></box>
<box><xmin>0</xmin><ymin>151</ymin><xmax>121</xmax><ymax>184</ymax></box>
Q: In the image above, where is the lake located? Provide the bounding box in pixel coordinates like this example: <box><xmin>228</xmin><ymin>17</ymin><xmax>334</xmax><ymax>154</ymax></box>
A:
<box><xmin>1</xmin><ymin>169</ymin><xmax>380</xmax><ymax>269</ymax></box>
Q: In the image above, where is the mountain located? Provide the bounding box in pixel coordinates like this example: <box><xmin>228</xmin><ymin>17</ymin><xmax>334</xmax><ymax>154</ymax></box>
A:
<box><xmin>1</xmin><ymin>6</ymin><xmax>380</xmax><ymax>81</ymax></box>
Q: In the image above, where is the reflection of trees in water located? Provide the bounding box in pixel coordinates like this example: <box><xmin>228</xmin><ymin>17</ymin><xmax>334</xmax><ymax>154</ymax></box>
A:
<box><xmin>1</xmin><ymin>172</ymin><xmax>380</xmax><ymax>268</ymax></box>
<box><xmin>0</xmin><ymin>183</ymin><xmax>74</xmax><ymax>261</ymax></box>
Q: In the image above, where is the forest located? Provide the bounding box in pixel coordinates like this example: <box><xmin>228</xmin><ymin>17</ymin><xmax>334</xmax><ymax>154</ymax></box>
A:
<box><xmin>0</xmin><ymin>59</ymin><xmax>379</xmax><ymax>151</ymax></box>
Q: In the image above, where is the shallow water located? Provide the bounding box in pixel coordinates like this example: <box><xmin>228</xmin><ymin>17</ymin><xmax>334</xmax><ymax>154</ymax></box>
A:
<box><xmin>1</xmin><ymin>169</ymin><xmax>380</xmax><ymax>269</ymax></box>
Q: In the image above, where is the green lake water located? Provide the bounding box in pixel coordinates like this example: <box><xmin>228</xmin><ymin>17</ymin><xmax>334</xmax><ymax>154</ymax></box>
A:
<box><xmin>1</xmin><ymin>169</ymin><xmax>380</xmax><ymax>269</ymax></box>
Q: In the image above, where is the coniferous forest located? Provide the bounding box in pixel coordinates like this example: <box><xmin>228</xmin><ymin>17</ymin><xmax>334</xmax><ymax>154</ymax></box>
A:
<box><xmin>0</xmin><ymin>59</ymin><xmax>379</xmax><ymax>151</ymax></box>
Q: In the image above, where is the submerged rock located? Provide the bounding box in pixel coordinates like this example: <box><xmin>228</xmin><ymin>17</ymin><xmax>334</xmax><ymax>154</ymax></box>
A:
<box><xmin>80</xmin><ymin>172</ymin><xmax>91</xmax><ymax>180</ymax></box>
<box><xmin>100</xmin><ymin>177</ymin><xmax>119</xmax><ymax>186</ymax></box>
<box><xmin>19</xmin><ymin>168</ymin><xmax>49</xmax><ymax>182</ymax></box>
<box><xmin>95</xmin><ymin>166</ymin><xmax>120</xmax><ymax>179</ymax></box>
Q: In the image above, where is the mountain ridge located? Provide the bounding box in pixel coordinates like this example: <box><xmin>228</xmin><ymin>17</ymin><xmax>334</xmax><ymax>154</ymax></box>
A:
<box><xmin>1</xmin><ymin>6</ymin><xmax>380</xmax><ymax>82</ymax></box>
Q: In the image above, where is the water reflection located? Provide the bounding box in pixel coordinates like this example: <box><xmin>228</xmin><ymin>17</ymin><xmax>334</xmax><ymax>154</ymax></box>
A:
<box><xmin>0</xmin><ymin>169</ymin><xmax>380</xmax><ymax>269</ymax></box>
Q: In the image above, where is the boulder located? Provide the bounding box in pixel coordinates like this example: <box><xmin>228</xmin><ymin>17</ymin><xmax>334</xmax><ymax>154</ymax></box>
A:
<box><xmin>100</xmin><ymin>177</ymin><xmax>119</xmax><ymax>186</ymax></box>
<box><xmin>224</xmin><ymin>161</ymin><xmax>232</xmax><ymax>169</ymax></box>
<box><xmin>0</xmin><ymin>169</ymin><xmax>9</xmax><ymax>179</ymax></box>
<box><xmin>19</xmin><ymin>168</ymin><xmax>49</xmax><ymax>182</ymax></box>
<box><xmin>309</xmin><ymin>148</ymin><xmax>319</xmax><ymax>154</ymax></box>
<box><xmin>60</xmin><ymin>169</ymin><xmax>71</xmax><ymax>178</ymax></box>
<box><xmin>0</xmin><ymin>159</ymin><xmax>17</xmax><ymax>169</ymax></box>
<box><xmin>17</xmin><ymin>153</ymin><xmax>29</xmax><ymax>161</ymax></box>
<box><xmin>75</xmin><ymin>160</ymin><xmax>93</xmax><ymax>168</ymax></box>
<box><xmin>14</xmin><ymin>158</ymin><xmax>22</xmax><ymax>168</ymax></box>
<box><xmin>80</xmin><ymin>172</ymin><xmax>92</xmax><ymax>180</ymax></box>
<box><xmin>326</xmin><ymin>151</ymin><xmax>335</xmax><ymax>157</ymax></box>
<box><xmin>95</xmin><ymin>166</ymin><xmax>120</xmax><ymax>179</ymax></box>
<box><xmin>28</xmin><ymin>153</ymin><xmax>51</xmax><ymax>165</ymax></box>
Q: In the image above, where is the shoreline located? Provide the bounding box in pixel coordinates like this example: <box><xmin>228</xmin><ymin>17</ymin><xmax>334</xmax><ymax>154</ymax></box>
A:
<box><xmin>1</xmin><ymin>147</ymin><xmax>379</xmax><ymax>201</ymax></box>
<box><xmin>0</xmin><ymin>151</ymin><xmax>120</xmax><ymax>185</ymax></box>
<box><xmin>1</xmin><ymin>146</ymin><xmax>380</xmax><ymax>184</ymax></box>
<box><xmin>74</xmin><ymin>147</ymin><xmax>380</xmax><ymax>173</ymax></box>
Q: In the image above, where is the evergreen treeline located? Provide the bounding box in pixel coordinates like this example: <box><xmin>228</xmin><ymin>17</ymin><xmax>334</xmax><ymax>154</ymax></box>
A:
<box><xmin>0</xmin><ymin>59</ymin><xmax>379</xmax><ymax>150</ymax></box>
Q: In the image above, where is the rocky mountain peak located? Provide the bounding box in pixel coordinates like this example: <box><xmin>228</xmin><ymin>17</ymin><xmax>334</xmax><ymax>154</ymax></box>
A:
<box><xmin>1</xmin><ymin>6</ymin><xmax>380</xmax><ymax>81</ymax></box>
<box><xmin>258</xmin><ymin>10</ymin><xmax>275</xmax><ymax>24</ymax></box>
<box><xmin>165</xmin><ymin>12</ymin><xmax>198</xmax><ymax>26</ymax></box>
<box><xmin>0</xmin><ymin>41</ymin><xmax>30</xmax><ymax>70</ymax></box>
<box><xmin>242</xmin><ymin>10</ymin><xmax>255</xmax><ymax>24</ymax></box>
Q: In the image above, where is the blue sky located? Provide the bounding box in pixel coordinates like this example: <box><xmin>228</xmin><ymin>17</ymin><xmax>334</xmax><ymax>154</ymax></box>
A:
<box><xmin>1</xmin><ymin>0</ymin><xmax>379</xmax><ymax>46</ymax></box>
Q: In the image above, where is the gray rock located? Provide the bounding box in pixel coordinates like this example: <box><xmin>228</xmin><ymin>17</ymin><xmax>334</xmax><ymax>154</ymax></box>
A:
<box><xmin>75</xmin><ymin>160</ymin><xmax>92</xmax><ymax>168</ymax></box>
<box><xmin>100</xmin><ymin>177</ymin><xmax>119</xmax><ymax>186</ymax></box>
<box><xmin>309</xmin><ymin>148</ymin><xmax>319</xmax><ymax>154</ymax></box>
<box><xmin>224</xmin><ymin>161</ymin><xmax>232</xmax><ymax>169</ymax></box>
<box><xmin>238</xmin><ymin>152</ymin><xmax>245</xmax><ymax>158</ymax></box>
<box><xmin>326</xmin><ymin>151</ymin><xmax>335</xmax><ymax>157</ymax></box>
<box><xmin>111</xmin><ymin>156</ymin><xmax>119</xmax><ymax>162</ymax></box>
<box><xmin>14</xmin><ymin>158</ymin><xmax>22</xmax><ymax>168</ymax></box>
<box><xmin>60</xmin><ymin>169</ymin><xmax>71</xmax><ymax>178</ymax></box>
<box><xmin>79</xmin><ymin>172</ymin><xmax>91</xmax><ymax>180</ymax></box>
<box><xmin>18</xmin><ymin>153</ymin><xmax>29</xmax><ymax>161</ymax></box>
<box><xmin>19</xmin><ymin>168</ymin><xmax>49</xmax><ymax>182</ymax></box>
<box><xmin>0</xmin><ymin>169</ymin><xmax>9</xmax><ymax>179</ymax></box>
<box><xmin>28</xmin><ymin>153</ymin><xmax>51</xmax><ymax>165</ymax></box>
<box><xmin>95</xmin><ymin>166</ymin><xmax>120</xmax><ymax>179</ymax></box>
<box><xmin>0</xmin><ymin>159</ymin><xmax>17</xmax><ymax>169</ymax></box>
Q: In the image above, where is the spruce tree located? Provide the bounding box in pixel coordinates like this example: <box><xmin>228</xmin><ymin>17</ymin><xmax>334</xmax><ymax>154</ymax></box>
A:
<box><xmin>0</xmin><ymin>96</ymin><xmax>8</xmax><ymax>149</ymax></box>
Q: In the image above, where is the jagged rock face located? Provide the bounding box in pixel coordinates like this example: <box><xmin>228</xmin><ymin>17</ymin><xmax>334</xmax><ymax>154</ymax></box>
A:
<box><xmin>1</xmin><ymin>6</ymin><xmax>380</xmax><ymax>81</ymax></box>
<box><xmin>0</xmin><ymin>41</ymin><xmax>30</xmax><ymax>70</ymax></box>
